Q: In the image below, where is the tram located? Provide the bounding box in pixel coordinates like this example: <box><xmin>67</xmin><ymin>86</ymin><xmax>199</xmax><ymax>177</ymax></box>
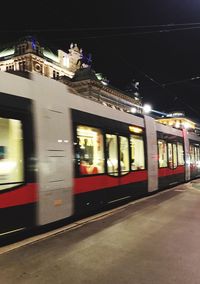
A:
<box><xmin>1</xmin><ymin>71</ymin><xmax>200</xmax><ymax>237</ymax></box>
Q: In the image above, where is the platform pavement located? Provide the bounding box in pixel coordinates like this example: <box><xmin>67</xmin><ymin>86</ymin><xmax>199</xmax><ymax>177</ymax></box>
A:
<box><xmin>1</xmin><ymin>180</ymin><xmax>200</xmax><ymax>284</ymax></box>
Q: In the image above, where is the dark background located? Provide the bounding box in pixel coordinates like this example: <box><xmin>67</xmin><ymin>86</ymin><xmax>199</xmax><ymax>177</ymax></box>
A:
<box><xmin>1</xmin><ymin>0</ymin><xmax>200</xmax><ymax>120</ymax></box>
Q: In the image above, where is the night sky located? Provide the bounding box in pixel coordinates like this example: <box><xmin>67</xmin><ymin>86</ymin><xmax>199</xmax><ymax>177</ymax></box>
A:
<box><xmin>1</xmin><ymin>1</ymin><xmax>200</xmax><ymax>120</ymax></box>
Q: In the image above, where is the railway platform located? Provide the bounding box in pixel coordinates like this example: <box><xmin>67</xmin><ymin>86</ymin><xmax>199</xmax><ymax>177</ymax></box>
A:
<box><xmin>1</xmin><ymin>179</ymin><xmax>200</xmax><ymax>284</ymax></box>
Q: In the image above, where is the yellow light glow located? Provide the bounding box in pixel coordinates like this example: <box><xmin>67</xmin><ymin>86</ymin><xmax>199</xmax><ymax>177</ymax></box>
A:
<box><xmin>129</xmin><ymin>126</ymin><xmax>143</xmax><ymax>134</ymax></box>
<box><xmin>183</xmin><ymin>122</ymin><xmax>190</xmax><ymax>129</ymax></box>
<box><xmin>77</xmin><ymin>127</ymin><xmax>97</xmax><ymax>137</ymax></box>
<box><xmin>175</xmin><ymin>121</ymin><xmax>180</xmax><ymax>128</ymax></box>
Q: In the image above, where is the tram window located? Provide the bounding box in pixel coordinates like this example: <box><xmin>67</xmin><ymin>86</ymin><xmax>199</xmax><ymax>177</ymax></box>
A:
<box><xmin>193</xmin><ymin>146</ymin><xmax>200</xmax><ymax>164</ymax></box>
<box><xmin>194</xmin><ymin>147</ymin><xmax>197</xmax><ymax>163</ymax></box>
<box><xmin>130</xmin><ymin>135</ymin><xmax>145</xmax><ymax>170</ymax></box>
<box><xmin>119</xmin><ymin>136</ymin><xmax>130</xmax><ymax>175</ymax></box>
<box><xmin>0</xmin><ymin>118</ymin><xmax>24</xmax><ymax>191</ymax></box>
<box><xmin>158</xmin><ymin>139</ymin><xmax>167</xmax><ymax>168</ymax></box>
<box><xmin>76</xmin><ymin>125</ymin><xmax>104</xmax><ymax>175</ymax></box>
<box><xmin>173</xmin><ymin>143</ymin><xmax>178</xmax><ymax>168</ymax></box>
<box><xmin>177</xmin><ymin>142</ymin><xmax>184</xmax><ymax>165</ymax></box>
<box><xmin>168</xmin><ymin>143</ymin><xmax>173</xmax><ymax>169</ymax></box>
<box><xmin>190</xmin><ymin>145</ymin><xmax>195</xmax><ymax>164</ymax></box>
<box><xmin>194</xmin><ymin>146</ymin><xmax>200</xmax><ymax>164</ymax></box>
<box><xmin>106</xmin><ymin>134</ymin><xmax>118</xmax><ymax>176</ymax></box>
<box><xmin>196</xmin><ymin>147</ymin><xmax>199</xmax><ymax>162</ymax></box>
<box><xmin>196</xmin><ymin>147</ymin><xmax>200</xmax><ymax>164</ymax></box>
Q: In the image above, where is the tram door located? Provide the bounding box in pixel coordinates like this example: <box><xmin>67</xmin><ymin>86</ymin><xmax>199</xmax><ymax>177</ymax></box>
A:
<box><xmin>106</xmin><ymin>135</ymin><xmax>130</xmax><ymax>177</ymax></box>
<box><xmin>167</xmin><ymin>143</ymin><xmax>178</xmax><ymax>170</ymax></box>
<box><xmin>158</xmin><ymin>136</ymin><xmax>185</xmax><ymax>188</ymax></box>
<box><xmin>35</xmin><ymin>107</ymin><xmax>73</xmax><ymax>226</ymax></box>
<box><xmin>33</xmin><ymin>74</ymin><xmax>73</xmax><ymax>226</ymax></box>
<box><xmin>106</xmin><ymin>134</ymin><xmax>130</xmax><ymax>201</ymax></box>
<box><xmin>119</xmin><ymin>136</ymin><xmax>130</xmax><ymax>176</ymax></box>
<box><xmin>106</xmin><ymin>133</ymin><xmax>147</xmax><ymax>201</ymax></box>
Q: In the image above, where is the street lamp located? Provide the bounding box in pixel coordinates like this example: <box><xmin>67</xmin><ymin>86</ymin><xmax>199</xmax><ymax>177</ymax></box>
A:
<box><xmin>143</xmin><ymin>104</ymin><xmax>152</xmax><ymax>114</ymax></box>
<box><xmin>130</xmin><ymin>107</ymin><xmax>137</xmax><ymax>113</ymax></box>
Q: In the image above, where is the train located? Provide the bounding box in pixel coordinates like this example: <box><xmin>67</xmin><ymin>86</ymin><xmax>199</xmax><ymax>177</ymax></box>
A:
<box><xmin>1</xmin><ymin>71</ymin><xmax>200</xmax><ymax>238</ymax></box>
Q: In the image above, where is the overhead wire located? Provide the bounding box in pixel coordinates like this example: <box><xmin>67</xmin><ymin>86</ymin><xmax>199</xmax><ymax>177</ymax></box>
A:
<box><xmin>1</xmin><ymin>22</ymin><xmax>200</xmax><ymax>116</ymax></box>
<box><xmin>1</xmin><ymin>21</ymin><xmax>200</xmax><ymax>42</ymax></box>
<box><xmin>40</xmin><ymin>25</ymin><xmax>200</xmax><ymax>41</ymax></box>
<box><xmin>162</xmin><ymin>76</ymin><xmax>200</xmax><ymax>87</ymax></box>
<box><xmin>113</xmin><ymin>50</ymin><xmax>200</xmax><ymax>116</ymax></box>
<box><xmin>1</xmin><ymin>21</ymin><xmax>200</xmax><ymax>34</ymax></box>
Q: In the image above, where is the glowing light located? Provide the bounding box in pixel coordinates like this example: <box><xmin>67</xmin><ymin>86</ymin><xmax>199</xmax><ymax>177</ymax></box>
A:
<box><xmin>0</xmin><ymin>160</ymin><xmax>17</xmax><ymax>174</ymax></box>
<box><xmin>106</xmin><ymin>134</ymin><xmax>114</xmax><ymax>138</ymax></box>
<box><xmin>77</xmin><ymin>128</ymin><xmax>97</xmax><ymax>137</ymax></box>
<box><xmin>183</xmin><ymin>122</ymin><xmax>190</xmax><ymax>129</ymax></box>
<box><xmin>130</xmin><ymin>107</ymin><xmax>137</xmax><ymax>113</ymax></box>
<box><xmin>63</xmin><ymin>56</ymin><xmax>67</xmax><ymax>66</ymax></box>
<box><xmin>43</xmin><ymin>49</ymin><xmax>59</xmax><ymax>63</ymax></box>
<box><xmin>102</xmin><ymin>81</ymin><xmax>108</xmax><ymax>86</ymax></box>
<box><xmin>175</xmin><ymin>121</ymin><xmax>180</xmax><ymax>128</ymax></box>
<box><xmin>143</xmin><ymin>104</ymin><xmax>152</xmax><ymax>113</ymax></box>
<box><xmin>129</xmin><ymin>126</ymin><xmax>143</xmax><ymax>134</ymax></box>
<box><xmin>0</xmin><ymin>48</ymin><xmax>15</xmax><ymax>58</ymax></box>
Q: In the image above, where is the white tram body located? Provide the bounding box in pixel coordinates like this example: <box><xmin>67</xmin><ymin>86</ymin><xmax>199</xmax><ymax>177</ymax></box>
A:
<box><xmin>0</xmin><ymin>71</ymin><xmax>200</xmax><ymax>237</ymax></box>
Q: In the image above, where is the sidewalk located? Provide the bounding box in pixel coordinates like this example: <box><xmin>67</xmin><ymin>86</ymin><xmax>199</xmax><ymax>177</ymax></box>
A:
<box><xmin>1</xmin><ymin>180</ymin><xmax>200</xmax><ymax>284</ymax></box>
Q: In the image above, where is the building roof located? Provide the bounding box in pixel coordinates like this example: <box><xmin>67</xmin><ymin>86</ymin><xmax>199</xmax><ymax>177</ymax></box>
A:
<box><xmin>72</xmin><ymin>67</ymin><xmax>99</xmax><ymax>82</ymax></box>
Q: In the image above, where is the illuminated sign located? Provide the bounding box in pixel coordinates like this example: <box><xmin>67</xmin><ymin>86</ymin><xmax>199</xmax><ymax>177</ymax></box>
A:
<box><xmin>129</xmin><ymin>126</ymin><xmax>143</xmax><ymax>134</ymax></box>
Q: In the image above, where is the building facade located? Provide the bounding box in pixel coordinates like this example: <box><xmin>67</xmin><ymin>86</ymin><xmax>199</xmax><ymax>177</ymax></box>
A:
<box><xmin>0</xmin><ymin>36</ymin><xmax>86</xmax><ymax>79</ymax></box>
<box><xmin>0</xmin><ymin>36</ymin><xmax>142</xmax><ymax>113</ymax></box>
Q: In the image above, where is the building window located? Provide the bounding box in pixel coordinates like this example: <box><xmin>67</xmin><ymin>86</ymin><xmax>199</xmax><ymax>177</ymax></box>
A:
<box><xmin>130</xmin><ymin>135</ymin><xmax>145</xmax><ymax>170</ymax></box>
<box><xmin>53</xmin><ymin>70</ymin><xmax>56</xmax><ymax>79</ymax></box>
<box><xmin>0</xmin><ymin>118</ymin><xmax>24</xmax><ymax>191</ymax></box>
<box><xmin>76</xmin><ymin>125</ymin><xmax>104</xmax><ymax>175</ymax></box>
<box><xmin>19</xmin><ymin>62</ymin><xmax>26</xmax><ymax>71</ymax></box>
